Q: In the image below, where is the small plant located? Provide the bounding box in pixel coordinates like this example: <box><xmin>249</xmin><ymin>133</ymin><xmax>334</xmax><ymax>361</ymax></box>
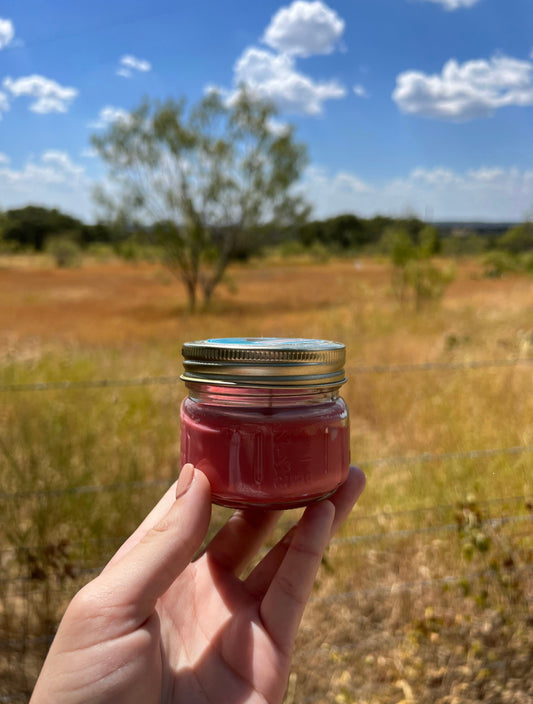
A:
<box><xmin>454</xmin><ymin>499</ymin><xmax>491</xmax><ymax>563</ymax></box>
<box><xmin>482</xmin><ymin>250</ymin><xmax>520</xmax><ymax>278</ymax></box>
<box><xmin>380</xmin><ymin>225</ymin><xmax>454</xmax><ymax>310</ymax></box>
<box><xmin>45</xmin><ymin>234</ymin><xmax>82</xmax><ymax>268</ymax></box>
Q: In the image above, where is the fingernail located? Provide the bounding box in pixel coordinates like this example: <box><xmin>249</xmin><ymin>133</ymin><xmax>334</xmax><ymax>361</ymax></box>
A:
<box><xmin>176</xmin><ymin>464</ymin><xmax>194</xmax><ymax>499</ymax></box>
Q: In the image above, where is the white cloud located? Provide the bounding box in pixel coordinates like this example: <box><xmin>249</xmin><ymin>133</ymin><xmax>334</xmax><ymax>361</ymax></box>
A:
<box><xmin>0</xmin><ymin>151</ymin><xmax>93</xmax><ymax>220</ymax></box>
<box><xmin>267</xmin><ymin>117</ymin><xmax>291</xmax><ymax>136</ymax></box>
<box><xmin>3</xmin><ymin>75</ymin><xmax>78</xmax><ymax>113</ymax></box>
<box><xmin>0</xmin><ymin>18</ymin><xmax>14</xmax><ymax>49</ymax></box>
<box><xmin>89</xmin><ymin>105</ymin><xmax>132</xmax><ymax>129</ymax></box>
<box><xmin>41</xmin><ymin>150</ymin><xmax>85</xmax><ymax>178</ymax></box>
<box><xmin>0</xmin><ymin>152</ymin><xmax>10</xmax><ymax>165</ymax></box>
<box><xmin>209</xmin><ymin>2</ymin><xmax>346</xmax><ymax>116</ymax></box>
<box><xmin>301</xmin><ymin>165</ymin><xmax>533</xmax><ymax>221</ymax></box>
<box><xmin>232</xmin><ymin>46</ymin><xmax>345</xmax><ymax>115</ymax></box>
<box><xmin>0</xmin><ymin>151</ymin><xmax>86</xmax><ymax>186</ymax></box>
<box><xmin>81</xmin><ymin>147</ymin><xmax>98</xmax><ymax>159</ymax></box>
<box><xmin>117</xmin><ymin>54</ymin><xmax>152</xmax><ymax>78</ymax></box>
<box><xmin>393</xmin><ymin>54</ymin><xmax>533</xmax><ymax>120</ymax></box>
<box><xmin>416</xmin><ymin>0</ymin><xmax>482</xmax><ymax>9</ymax></box>
<box><xmin>0</xmin><ymin>90</ymin><xmax>9</xmax><ymax>118</ymax></box>
<box><xmin>353</xmin><ymin>84</ymin><xmax>368</xmax><ymax>98</ymax></box>
<box><xmin>262</xmin><ymin>1</ymin><xmax>344</xmax><ymax>57</ymax></box>
<box><xmin>300</xmin><ymin>166</ymin><xmax>373</xmax><ymax>215</ymax></box>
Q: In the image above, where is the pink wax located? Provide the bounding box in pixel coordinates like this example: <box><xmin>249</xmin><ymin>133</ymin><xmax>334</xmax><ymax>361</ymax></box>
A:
<box><xmin>180</xmin><ymin>390</ymin><xmax>350</xmax><ymax>509</ymax></box>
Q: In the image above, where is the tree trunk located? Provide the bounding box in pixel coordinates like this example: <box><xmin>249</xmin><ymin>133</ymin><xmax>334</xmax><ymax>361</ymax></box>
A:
<box><xmin>184</xmin><ymin>278</ymin><xmax>197</xmax><ymax>312</ymax></box>
<box><xmin>200</xmin><ymin>230</ymin><xmax>234</xmax><ymax>306</ymax></box>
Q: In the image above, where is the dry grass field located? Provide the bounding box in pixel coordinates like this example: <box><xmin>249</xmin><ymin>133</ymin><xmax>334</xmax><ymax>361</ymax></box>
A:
<box><xmin>1</xmin><ymin>254</ymin><xmax>532</xmax><ymax>702</ymax></box>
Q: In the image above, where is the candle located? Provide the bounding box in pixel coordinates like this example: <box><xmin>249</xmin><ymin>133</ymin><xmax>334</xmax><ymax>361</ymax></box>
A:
<box><xmin>180</xmin><ymin>338</ymin><xmax>350</xmax><ymax>509</ymax></box>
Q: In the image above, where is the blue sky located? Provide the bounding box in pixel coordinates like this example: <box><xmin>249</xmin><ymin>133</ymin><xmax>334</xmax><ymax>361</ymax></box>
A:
<box><xmin>1</xmin><ymin>0</ymin><xmax>532</xmax><ymax>223</ymax></box>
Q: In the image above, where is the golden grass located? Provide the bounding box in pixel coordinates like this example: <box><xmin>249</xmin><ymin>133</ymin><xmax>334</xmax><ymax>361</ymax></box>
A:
<box><xmin>1</xmin><ymin>254</ymin><xmax>532</xmax><ymax>701</ymax></box>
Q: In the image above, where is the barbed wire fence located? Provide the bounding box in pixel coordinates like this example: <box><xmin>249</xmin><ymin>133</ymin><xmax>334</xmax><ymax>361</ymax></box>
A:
<box><xmin>1</xmin><ymin>356</ymin><xmax>532</xmax><ymax>393</ymax></box>
<box><xmin>1</xmin><ymin>356</ymin><xmax>532</xmax><ymax>701</ymax></box>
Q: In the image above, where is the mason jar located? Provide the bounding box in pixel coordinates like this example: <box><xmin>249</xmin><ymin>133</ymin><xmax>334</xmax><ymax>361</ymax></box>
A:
<box><xmin>180</xmin><ymin>337</ymin><xmax>350</xmax><ymax>509</ymax></box>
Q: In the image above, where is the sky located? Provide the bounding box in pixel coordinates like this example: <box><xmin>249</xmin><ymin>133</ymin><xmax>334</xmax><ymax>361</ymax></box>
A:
<box><xmin>1</xmin><ymin>0</ymin><xmax>532</xmax><ymax>224</ymax></box>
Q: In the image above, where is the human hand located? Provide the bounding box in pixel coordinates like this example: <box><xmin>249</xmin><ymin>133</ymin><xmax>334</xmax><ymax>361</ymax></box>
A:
<box><xmin>30</xmin><ymin>464</ymin><xmax>365</xmax><ymax>704</ymax></box>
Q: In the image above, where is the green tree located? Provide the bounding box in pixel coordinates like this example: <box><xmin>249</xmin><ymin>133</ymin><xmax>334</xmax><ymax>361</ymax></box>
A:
<box><xmin>380</xmin><ymin>227</ymin><xmax>416</xmax><ymax>303</ymax></box>
<box><xmin>92</xmin><ymin>90</ymin><xmax>309</xmax><ymax>310</ymax></box>
<box><xmin>3</xmin><ymin>206</ymin><xmax>84</xmax><ymax>251</ymax></box>
<box><xmin>497</xmin><ymin>222</ymin><xmax>533</xmax><ymax>254</ymax></box>
<box><xmin>380</xmin><ymin>226</ymin><xmax>453</xmax><ymax>311</ymax></box>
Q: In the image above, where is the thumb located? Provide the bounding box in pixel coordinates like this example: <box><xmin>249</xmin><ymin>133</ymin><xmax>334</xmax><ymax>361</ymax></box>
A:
<box><xmin>98</xmin><ymin>465</ymin><xmax>211</xmax><ymax>620</ymax></box>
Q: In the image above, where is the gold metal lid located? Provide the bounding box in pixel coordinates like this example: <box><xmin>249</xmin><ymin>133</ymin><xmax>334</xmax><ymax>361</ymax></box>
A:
<box><xmin>181</xmin><ymin>337</ymin><xmax>346</xmax><ymax>388</ymax></box>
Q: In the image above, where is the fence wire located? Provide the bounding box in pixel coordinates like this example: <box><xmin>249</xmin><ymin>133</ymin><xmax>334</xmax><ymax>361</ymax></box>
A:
<box><xmin>1</xmin><ymin>500</ymin><xmax>531</xmax><ymax>564</ymax></box>
<box><xmin>1</xmin><ymin>356</ymin><xmax>532</xmax><ymax>393</ymax></box>
<box><xmin>1</xmin><ymin>443</ymin><xmax>531</xmax><ymax>503</ymax></box>
<box><xmin>2</xmin><ymin>562</ymin><xmax>531</xmax><ymax>653</ymax></box>
<box><xmin>1</xmin><ymin>356</ymin><xmax>531</xmax><ymax>702</ymax></box>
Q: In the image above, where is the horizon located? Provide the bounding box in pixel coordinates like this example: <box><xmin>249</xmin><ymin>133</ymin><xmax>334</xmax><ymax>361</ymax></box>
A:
<box><xmin>1</xmin><ymin>0</ymin><xmax>532</xmax><ymax>223</ymax></box>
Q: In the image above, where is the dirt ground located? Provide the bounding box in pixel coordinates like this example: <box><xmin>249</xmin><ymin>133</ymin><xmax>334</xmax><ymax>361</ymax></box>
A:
<box><xmin>2</xmin><ymin>256</ymin><xmax>531</xmax><ymax>349</ymax></box>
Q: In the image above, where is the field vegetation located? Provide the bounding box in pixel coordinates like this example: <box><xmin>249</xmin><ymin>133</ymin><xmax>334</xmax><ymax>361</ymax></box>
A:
<box><xmin>1</xmin><ymin>250</ymin><xmax>532</xmax><ymax>702</ymax></box>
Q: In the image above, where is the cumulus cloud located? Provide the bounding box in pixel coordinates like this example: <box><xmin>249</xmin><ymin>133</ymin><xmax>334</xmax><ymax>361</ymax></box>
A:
<box><xmin>40</xmin><ymin>150</ymin><xmax>85</xmax><ymax>178</ymax></box>
<box><xmin>262</xmin><ymin>1</ymin><xmax>344</xmax><ymax>57</ymax></box>
<box><xmin>393</xmin><ymin>54</ymin><xmax>533</xmax><ymax>120</ymax></box>
<box><xmin>3</xmin><ymin>75</ymin><xmax>78</xmax><ymax>113</ymax></box>
<box><xmin>0</xmin><ymin>90</ymin><xmax>9</xmax><ymax>118</ymax></box>
<box><xmin>89</xmin><ymin>105</ymin><xmax>132</xmax><ymax>129</ymax></box>
<box><xmin>299</xmin><ymin>166</ymin><xmax>373</xmax><ymax>215</ymax></box>
<box><xmin>353</xmin><ymin>84</ymin><xmax>368</xmax><ymax>98</ymax></box>
<box><xmin>0</xmin><ymin>151</ymin><xmax>85</xmax><ymax>185</ymax></box>
<box><xmin>417</xmin><ymin>0</ymin><xmax>482</xmax><ymax>9</ymax></box>
<box><xmin>209</xmin><ymin>1</ymin><xmax>346</xmax><ymax>116</ymax></box>
<box><xmin>116</xmin><ymin>54</ymin><xmax>152</xmax><ymax>78</ymax></box>
<box><xmin>267</xmin><ymin>117</ymin><xmax>291</xmax><ymax>136</ymax></box>
<box><xmin>0</xmin><ymin>152</ymin><xmax>10</xmax><ymax>165</ymax></box>
<box><xmin>81</xmin><ymin>147</ymin><xmax>98</xmax><ymax>158</ymax></box>
<box><xmin>0</xmin><ymin>150</ymin><xmax>93</xmax><ymax>219</ymax></box>
<box><xmin>232</xmin><ymin>46</ymin><xmax>345</xmax><ymax>115</ymax></box>
<box><xmin>0</xmin><ymin>18</ymin><xmax>14</xmax><ymax>49</ymax></box>
<box><xmin>301</xmin><ymin>164</ymin><xmax>533</xmax><ymax>221</ymax></box>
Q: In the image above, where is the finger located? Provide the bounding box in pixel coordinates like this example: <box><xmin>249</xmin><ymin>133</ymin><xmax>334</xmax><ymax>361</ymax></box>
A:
<box><xmin>103</xmin><ymin>478</ymin><xmax>180</xmax><ymax>572</ymax></box>
<box><xmin>259</xmin><ymin>499</ymin><xmax>335</xmax><ymax>657</ymax></box>
<box><xmin>329</xmin><ymin>466</ymin><xmax>366</xmax><ymax>536</ymax></box>
<box><xmin>245</xmin><ymin>466</ymin><xmax>365</xmax><ymax>598</ymax></box>
<box><xmin>244</xmin><ymin>524</ymin><xmax>296</xmax><ymax>599</ymax></box>
<box><xmin>97</xmin><ymin>465</ymin><xmax>212</xmax><ymax>622</ymax></box>
<box><xmin>204</xmin><ymin>508</ymin><xmax>281</xmax><ymax>575</ymax></box>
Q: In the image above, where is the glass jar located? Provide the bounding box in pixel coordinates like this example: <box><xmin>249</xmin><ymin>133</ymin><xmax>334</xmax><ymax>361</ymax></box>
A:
<box><xmin>180</xmin><ymin>338</ymin><xmax>350</xmax><ymax>509</ymax></box>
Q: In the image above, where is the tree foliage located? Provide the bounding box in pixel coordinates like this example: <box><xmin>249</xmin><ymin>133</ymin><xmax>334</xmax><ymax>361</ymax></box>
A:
<box><xmin>91</xmin><ymin>90</ymin><xmax>309</xmax><ymax>310</ymax></box>
<box><xmin>297</xmin><ymin>214</ymin><xmax>429</xmax><ymax>253</ymax></box>
<box><xmin>2</xmin><ymin>205</ymin><xmax>113</xmax><ymax>251</ymax></box>
<box><xmin>497</xmin><ymin>222</ymin><xmax>533</xmax><ymax>254</ymax></box>
<box><xmin>3</xmin><ymin>206</ymin><xmax>82</xmax><ymax>251</ymax></box>
<box><xmin>380</xmin><ymin>225</ymin><xmax>453</xmax><ymax>310</ymax></box>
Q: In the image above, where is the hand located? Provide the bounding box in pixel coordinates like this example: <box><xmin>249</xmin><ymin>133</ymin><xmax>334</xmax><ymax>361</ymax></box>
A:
<box><xmin>30</xmin><ymin>464</ymin><xmax>365</xmax><ymax>704</ymax></box>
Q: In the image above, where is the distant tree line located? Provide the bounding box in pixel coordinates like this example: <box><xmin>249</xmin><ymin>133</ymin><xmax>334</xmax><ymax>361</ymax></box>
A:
<box><xmin>1</xmin><ymin>205</ymin><xmax>532</xmax><ymax>262</ymax></box>
<box><xmin>0</xmin><ymin>205</ymin><xmax>114</xmax><ymax>251</ymax></box>
<box><xmin>296</xmin><ymin>214</ymin><xmax>431</xmax><ymax>251</ymax></box>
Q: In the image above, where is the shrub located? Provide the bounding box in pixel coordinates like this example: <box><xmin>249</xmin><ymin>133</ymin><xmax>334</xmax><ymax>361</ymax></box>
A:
<box><xmin>497</xmin><ymin>222</ymin><xmax>533</xmax><ymax>254</ymax></box>
<box><xmin>85</xmin><ymin>243</ymin><xmax>116</xmax><ymax>262</ymax></box>
<box><xmin>380</xmin><ymin>226</ymin><xmax>454</xmax><ymax>309</ymax></box>
<box><xmin>482</xmin><ymin>251</ymin><xmax>521</xmax><ymax>278</ymax></box>
<box><xmin>45</xmin><ymin>235</ymin><xmax>82</xmax><ymax>268</ymax></box>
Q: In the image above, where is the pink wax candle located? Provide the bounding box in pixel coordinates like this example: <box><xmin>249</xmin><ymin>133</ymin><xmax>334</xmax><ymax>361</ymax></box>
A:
<box><xmin>180</xmin><ymin>338</ymin><xmax>350</xmax><ymax>509</ymax></box>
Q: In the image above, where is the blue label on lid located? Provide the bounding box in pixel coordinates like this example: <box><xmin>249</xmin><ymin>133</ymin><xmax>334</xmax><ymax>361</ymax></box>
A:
<box><xmin>204</xmin><ymin>337</ymin><xmax>343</xmax><ymax>350</ymax></box>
